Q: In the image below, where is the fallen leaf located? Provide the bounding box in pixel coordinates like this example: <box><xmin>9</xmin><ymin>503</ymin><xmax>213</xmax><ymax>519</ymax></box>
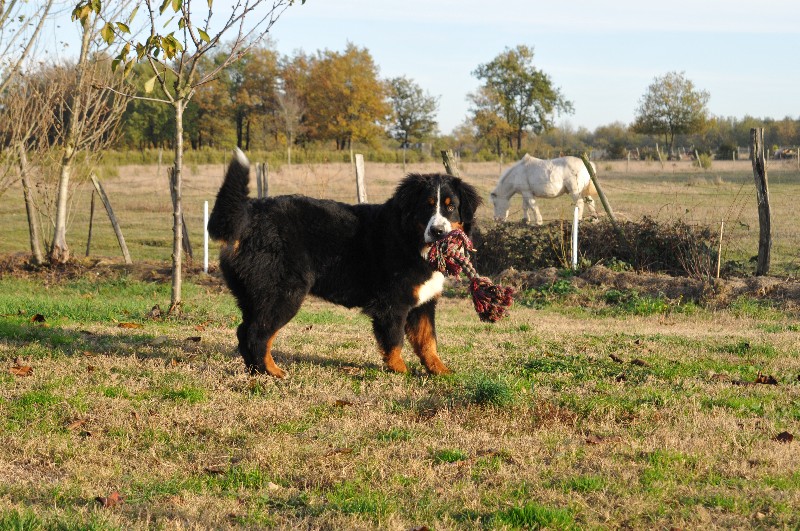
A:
<box><xmin>609</xmin><ymin>354</ymin><xmax>624</xmax><ymax>363</ymax></box>
<box><xmin>184</xmin><ymin>336</ymin><xmax>201</xmax><ymax>342</ymax></box>
<box><xmin>334</xmin><ymin>399</ymin><xmax>353</xmax><ymax>407</ymax></box>
<box><xmin>615</xmin><ymin>373</ymin><xmax>627</xmax><ymax>382</ymax></box>
<box><xmin>775</xmin><ymin>431</ymin><xmax>793</xmax><ymax>443</ymax></box>
<box><xmin>86</xmin><ymin>364</ymin><xmax>97</xmax><ymax>373</ymax></box>
<box><xmin>304</xmin><ymin>325</ymin><xmax>313</xmax><ymax>331</ymax></box>
<box><xmin>96</xmin><ymin>491</ymin><xmax>124</xmax><ymax>508</ymax></box>
<box><xmin>631</xmin><ymin>358</ymin><xmax>651</xmax><ymax>367</ymax></box>
<box><xmin>204</xmin><ymin>465</ymin><xmax>226</xmax><ymax>475</ymax></box>
<box><xmin>755</xmin><ymin>372</ymin><xmax>778</xmax><ymax>385</ymax></box>
<box><xmin>410</xmin><ymin>527</ymin><xmax>431</xmax><ymax>531</ymax></box>
<box><xmin>10</xmin><ymin>365</ymin><xmax>33</xmax><ymax>377</ymax></box>
<box><xmin>585</xmin><ymin>434</ymin><xmax>605</xmax><ymax>445</ymax></box>
<box><xmin>66</xmin><ymin>419</ymin><xmax>86</xmax><ymax>430</ymax></box>
<box><xmin>267</xmin><ymin>482</ymin><xmax>281</xmax><ymax>491</ymax></box>
<box><xmin>324</xmin><ymin>447</ymin><xmax>353</xmax><ymax>457</ymax></box>
<box><xmin>30</xmin><ymin>313</ymin><xmax>46</xmax><ymax>323</ymax></box>
<box><xmin>194</xmin><ymin>324</ymin><xmax>206</xmax><ymax>332</ymax></box>
<box><xmin>146</xmin><ymin>305</ymin><xmax>162</xmax><ymax>319</ymax></box>
<box><xmin>338</xmin><ymin>366</ymin><xmax>363</xmax><ymax>376</ymax></box>
<box><xmin>118</xmin><ymin>322</ymin><xmax>144</xmax><ymax>329</ymax></box>
<box><xmin>170</xmin><ymin>358</ymin><xmax>178</xmax><ymax>367</ymax></box>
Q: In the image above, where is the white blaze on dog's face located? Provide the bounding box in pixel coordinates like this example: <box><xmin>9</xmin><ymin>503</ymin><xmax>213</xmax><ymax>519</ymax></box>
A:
<box><xmin>424</xmin><ymin>185</ymin><xmax>453</xmax><ymax>243</ymax></box>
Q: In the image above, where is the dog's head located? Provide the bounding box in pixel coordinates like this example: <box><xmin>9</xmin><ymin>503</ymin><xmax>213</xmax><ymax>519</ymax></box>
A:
<box><xmin>394</xmin><ymin>173</ymin><xmax>482</xmax><ymax>247</ymax></box>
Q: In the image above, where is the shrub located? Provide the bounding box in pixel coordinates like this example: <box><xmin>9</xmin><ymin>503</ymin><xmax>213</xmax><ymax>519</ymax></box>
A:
<box><xmin>695</xmin><ymin>153</ymin><xmax>713</xmax><ymax>170</ymax></box>
<box><xmin>475</xmin><ymin>217</ymin><xmax>715</xmax><ymax>278</ymax></box>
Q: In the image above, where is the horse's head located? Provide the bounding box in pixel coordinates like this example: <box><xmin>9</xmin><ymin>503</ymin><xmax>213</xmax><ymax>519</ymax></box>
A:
<box><xmin>489</xmin><ymin>191</ymin><xmax>509</xmax><ymax>222</ymax></box>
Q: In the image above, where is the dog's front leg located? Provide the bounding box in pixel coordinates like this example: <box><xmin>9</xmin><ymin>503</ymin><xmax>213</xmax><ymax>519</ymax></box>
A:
<box><xmin>371</xmin><ymin>311</ymin><xmax>408</xmax><ymax>373</ymax></box>
<box><xmin>405</xmin><ymin>301</ymin><xmax>450</xmax><ymax>375</ymax></box>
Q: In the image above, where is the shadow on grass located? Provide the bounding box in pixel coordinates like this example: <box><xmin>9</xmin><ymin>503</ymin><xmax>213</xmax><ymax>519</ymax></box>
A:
<box><xmin>0</xmin><ymin>319</ymin><xmax>232</xmax><ymax>364</ymax></box>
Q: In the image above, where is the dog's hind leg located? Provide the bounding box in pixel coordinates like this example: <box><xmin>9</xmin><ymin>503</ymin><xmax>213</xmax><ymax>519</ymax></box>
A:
<box><xmin>372</xmin><ymin>311</ymin><xmax>409</xmax><ymax>373</ymax></box>
<box><xmin>405</xmin><ymin>302</ymin><xmax>450</xmax><ymax>375</ymax></box>
<box><xmin>245</xmin><ymin>289</ymin><xmax>307</xmax><ymax>378</ymax></box>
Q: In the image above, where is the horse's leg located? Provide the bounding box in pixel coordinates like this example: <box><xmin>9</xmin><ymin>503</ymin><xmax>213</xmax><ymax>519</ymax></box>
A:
<box><xmin>571</xmin><ymin>193</ymin><xmax>585</xmax><ymax>220</ymax></box>
<box><xmin>531</xmin><ymin>199</ymin><xmax>543</xmax><ymax>225</ymax></box>
<box><xmin>521</xmin><ymin>193</ymin><xmax>531</xmax><ymax>223</ymax></box>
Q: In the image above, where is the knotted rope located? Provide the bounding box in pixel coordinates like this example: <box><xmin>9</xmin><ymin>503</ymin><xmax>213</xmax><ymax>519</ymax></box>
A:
<box><xmin>427</xmin><ymin>230</ymin><xmax>514</xmax><ymax>322</ymax></box>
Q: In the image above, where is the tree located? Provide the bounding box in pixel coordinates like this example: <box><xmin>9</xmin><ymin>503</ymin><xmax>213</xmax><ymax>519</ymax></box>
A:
<box><xmin>388</xmin><ymin>76</ymin><xmax>438</xmax><ymax>147</ymax></box>
<box><xmin>468</xmin><ymin>86</ymin><xmax>513</xmax><ymax>156</ymax></box>
<box><xmin>0</xmin><ymin>0</ymin><xmax>55</xmax><ymax>94</ymax></box>
<box><xmin>76</xmin><ymin>0</ymin><xmax>301</xmax><ymax>312</ymax></box>
<box><xmin>304</xmin><ymin>43</ymin><xmax>390</xmax><ymax>150</ymax></box>
<box><xmin>224</xmin><ymin>44</ymin><xmax>280</xmax><ymax>150</ymax></box>
<box><xmin>471</xmin><ymin>45</ymin><xmax>572</xmax><ymax>152</ymax></box>
<box><xmin>50</xmin><ymin>4</ymin><xmax>132</xmax><ymax>264</ymax></box>
<box><xmin>631</xmin><ymin>71</ymin><xmax>710</xmax><ymax>158</ymax></box>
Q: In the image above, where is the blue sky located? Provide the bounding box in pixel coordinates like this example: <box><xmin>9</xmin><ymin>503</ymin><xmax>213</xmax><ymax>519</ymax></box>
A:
<box><xmin>36</xmin><ymin>0</ymin><xmax>800</xmax><ymax>134</ymax></box>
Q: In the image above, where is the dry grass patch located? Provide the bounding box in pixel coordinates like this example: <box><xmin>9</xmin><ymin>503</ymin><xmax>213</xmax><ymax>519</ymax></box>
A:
<box><xmin>1</xmin><ymin>268</ymin><xmax>800</xmax><ymax>528</ymax></box>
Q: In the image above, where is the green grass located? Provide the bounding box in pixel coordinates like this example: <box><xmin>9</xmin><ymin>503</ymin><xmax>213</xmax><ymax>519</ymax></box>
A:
<box><xmin>2</xmin><ymin>270</ymin><xmax>800</xmax><ymax>529</ymax></box>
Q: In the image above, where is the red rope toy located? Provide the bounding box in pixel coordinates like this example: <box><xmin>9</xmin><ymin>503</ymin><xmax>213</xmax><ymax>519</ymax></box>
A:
<box><xmin>427</xmin><ymin>229</ymin><xmax>514</xmax><ymax>322</ymax></box>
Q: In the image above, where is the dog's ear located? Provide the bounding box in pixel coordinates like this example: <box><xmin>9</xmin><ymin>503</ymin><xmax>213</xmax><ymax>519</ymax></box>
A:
<box><xmin>451</xmin><ymin>177</ymin><xmax>482</xmax><ymax>232</ymax></box>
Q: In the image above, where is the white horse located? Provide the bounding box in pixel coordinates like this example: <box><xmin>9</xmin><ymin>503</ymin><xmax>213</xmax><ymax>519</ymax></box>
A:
<box><xmin>490</xmin><ymin>154</ymin><xmax>599</xmax><ymax>224</ymax></box>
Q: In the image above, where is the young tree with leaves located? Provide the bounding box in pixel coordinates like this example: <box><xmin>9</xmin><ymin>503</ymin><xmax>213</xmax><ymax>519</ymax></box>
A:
<box><xmin>472</xmin><ymin>45</ymin><xmax>572</xmax><ymax>152</ymax></box>
<box><xmin>75</xmin><ymin>0</ymin><xmax>302</xmax><ymax>312</ymax></box>
<box><xmin>388</xmin><ymin>76</ymin><xmax>438</xmax><ymax>148</ymax></box>
<box><xmin>631</xmin><ymin>71</ymin><xmax>710</xmax><ymax>158</ymax></box>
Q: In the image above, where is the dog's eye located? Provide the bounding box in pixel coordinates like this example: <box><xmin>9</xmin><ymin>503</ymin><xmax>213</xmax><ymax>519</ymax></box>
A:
<box><xmin>447</xmin><ymin>205</ymin><xmax>455</xmax><ymax>212</ymax></box>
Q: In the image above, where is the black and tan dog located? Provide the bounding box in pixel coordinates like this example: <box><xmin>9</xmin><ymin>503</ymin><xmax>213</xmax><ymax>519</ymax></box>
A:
<box><xmin>208</xmin><ymin>149</ymin><xmax>482</xmax><ymax>377</ymax></box>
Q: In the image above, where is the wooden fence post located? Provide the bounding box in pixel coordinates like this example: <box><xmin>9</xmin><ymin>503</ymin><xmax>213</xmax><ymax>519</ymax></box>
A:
<box><xmin>750</xmin><ymin>128</ymin><xmax>771</xmax><ymax>276</ymax></box>
<box><xmin>85</xmin><ymin>191</ymin><xmax>95</xmax><ymax>257</ymax></box>
<box><xmin>168</xmin><ymin>168</ymin><xmax>193</xmax><ymax>260</ymax></box>
<box><xmin>579</xmin><ymin>153</ymin><xmax>629</xmax><ymax>252</ymax></box>
<box><xmin>441</xmin><ymin>149</ymin><xmax>460</xmax><ymax>177</ymax></box>
<box><xmin>90</xmin><ymin>174</ymin><xmax>132</xmax><ymax>264</ymax></box>
<box><xmin>355</xmin><ymin>153</ymin><xmax>367</xmax><ymax>203</ymax></box>
<box><xmin>256</xmin><ymin>162</ymin><xmax>269</xmax><ymax>199</ymax></box>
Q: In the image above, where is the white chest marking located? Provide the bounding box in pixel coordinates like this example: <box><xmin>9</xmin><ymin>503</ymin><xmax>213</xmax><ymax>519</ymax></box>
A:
<box><xmin>415</xmin><ymin>271</ymin><xmax>445</xmax><ymax>307</ymax></box>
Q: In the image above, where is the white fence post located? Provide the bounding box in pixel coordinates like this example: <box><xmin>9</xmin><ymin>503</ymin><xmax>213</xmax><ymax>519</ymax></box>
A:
<box><xmin>203</xmin><ymin>200</ymin><xmax>209</xmax><ymax>274</ymax></box>
<box><xmin>571</xmin><ymin>205</ymin><xmax>579</xmax><ymax>270</ymax></box>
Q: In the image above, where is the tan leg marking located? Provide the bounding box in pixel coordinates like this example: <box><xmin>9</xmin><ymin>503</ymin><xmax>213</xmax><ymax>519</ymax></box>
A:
<box><xmin>382</xmin><ymin>346</ymin><xmax>408</xmax><ymax>373</ymax></box>
<box><xmin>406</xmin><ymin>313</ymin><xmax>450</xmax><ymax>375</ymax></box>
<box><xmin>263</xmin><ymin>335</ymin><xmax>287</xmax><ymax>378</ymax></box>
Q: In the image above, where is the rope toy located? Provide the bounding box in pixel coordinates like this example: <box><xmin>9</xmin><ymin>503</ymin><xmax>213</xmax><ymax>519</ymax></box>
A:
<box><xmin>427</xmin><ymin>229</ymin><xmax>514</xmax><ymax>322</ymax></box>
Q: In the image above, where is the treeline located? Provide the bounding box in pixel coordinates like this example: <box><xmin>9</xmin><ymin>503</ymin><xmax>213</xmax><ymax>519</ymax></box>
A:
<box><xmin>4</xmin><ymin>42</ymin><xmax>799</xmax><ymax>161</ymax></box>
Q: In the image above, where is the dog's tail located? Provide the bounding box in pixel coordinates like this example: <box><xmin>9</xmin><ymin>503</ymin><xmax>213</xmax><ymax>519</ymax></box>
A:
<box><xmin>208</xmin><ymin>148</ymin><xmax>250</xmax><ymax>241</ymax></box>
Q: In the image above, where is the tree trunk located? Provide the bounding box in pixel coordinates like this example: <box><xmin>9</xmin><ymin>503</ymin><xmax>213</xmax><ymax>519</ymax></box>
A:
<box><xmin>50</xmin><ymin>17</ymin><xmax>91</xmax><ymax>264</ymax></box>
<box><xmin>17</xmin><ymin>144</ymin><xmax>44</xmax><ymax>265</ymax></box>
<box><xmin>170</xmin><ymin>99</ymin><xmax>185</xmax><ymax>312</ymax></box>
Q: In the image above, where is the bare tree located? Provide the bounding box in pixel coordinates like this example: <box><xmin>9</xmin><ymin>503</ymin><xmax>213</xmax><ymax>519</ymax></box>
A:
<box><xmin>0</xmin><ymin>0</ymin><xmax>55</xmax><ymax>94</ymax></box>
<box><xmin>75</xmin><ymin>0</ymin><xmax>302</xmax><ymax>312</ymax></box>
<box><xmin>0</xmin><ymin>71</ymin><xmax>61</xmax><ymax>263</ymax></box>
<box><xmin>276</xmin><ymin>88</ymin><xmax>304</xmax><ymax>166</ymax></box>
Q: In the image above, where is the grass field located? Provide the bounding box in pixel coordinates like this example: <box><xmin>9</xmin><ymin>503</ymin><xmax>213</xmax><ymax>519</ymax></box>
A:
<box><xmin>1</xmin><ymin>156</ymin><xmax>800</xmax><ymax>528</ymax></box>
<box><xmin>1</xmin><ymin>157</ymin><xmax>799</xmax><ymax>275</ymax></box>
<box><xmin>1</xmin><ymin>267</ymin><xmax>799</xmax><ymax>529</ymax></box>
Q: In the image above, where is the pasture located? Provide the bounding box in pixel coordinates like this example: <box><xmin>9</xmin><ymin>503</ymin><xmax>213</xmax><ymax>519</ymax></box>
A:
<box><xmin>1</xmin><ymin>157</ymin><xmax>798</xmax><ymax>275</ymax></box>
<box><xmin>1</xmin><ymin>157</ymin><xmax>800</xmax><ymax>528</ymax></box>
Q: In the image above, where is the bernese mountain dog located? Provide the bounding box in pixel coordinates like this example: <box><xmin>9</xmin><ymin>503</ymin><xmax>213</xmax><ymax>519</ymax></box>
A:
<box><xmin>208</xmin><ymin>149</ymin><xmax>482</xmax><ymax>378</ymax></box>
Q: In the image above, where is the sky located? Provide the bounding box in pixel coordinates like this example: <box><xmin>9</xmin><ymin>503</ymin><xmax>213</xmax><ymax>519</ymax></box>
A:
<box><xmin>31</xmin><ymin>0</ymin><xmax>800</xmax><ymax>135</ymax></box>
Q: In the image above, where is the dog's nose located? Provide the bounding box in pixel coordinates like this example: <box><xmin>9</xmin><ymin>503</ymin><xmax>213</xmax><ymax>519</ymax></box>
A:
<box><xmin>430</xmin><ymin>226</ymin><xmax>447</xmax><ymax>239</ymax></box>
